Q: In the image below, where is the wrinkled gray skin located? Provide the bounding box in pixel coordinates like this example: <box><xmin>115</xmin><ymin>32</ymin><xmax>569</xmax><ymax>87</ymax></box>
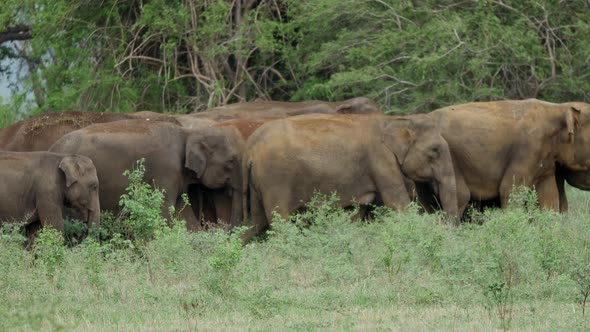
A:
<box><xmin>0</xmin><ymin>152</ymin><xmax>100</xmax><ymax>238</ymax></box>
<box><xmin>190</xmin><ymin>97</ymin><xmax>381</xmax><ymax>122</ymax></box>
<box><xmin>49</xmin><ymin>120</ymin><xmax>242</xmax><ymax>230</ymax></box>
<box><xmin>239</xmin><ymin>114</ymin><xmax>458</xmax><ymax>242</ymax></box>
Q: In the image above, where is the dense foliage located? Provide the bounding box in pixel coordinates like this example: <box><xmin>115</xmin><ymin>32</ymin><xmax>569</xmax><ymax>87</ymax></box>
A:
<box><xmin>1</xmin><ymin>0</ymin><xmax>589</xmax><ymax>116</ymax></box>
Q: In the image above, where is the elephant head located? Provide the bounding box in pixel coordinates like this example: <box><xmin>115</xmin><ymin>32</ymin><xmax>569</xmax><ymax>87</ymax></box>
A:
<box><xmin>185</xmin><ymin>127</ymin><xmax>242</xmax><ymax>190</ymax></box>
<box><xmin>335</xmin><ymin>97</ymin><xmax>381</xmax><ymax>114</ymax></box>
<box><xmin>185</xmin><ymin>127</ymin><xmax>243</xmax><ymax>227</ymax></box>
<box><xmin>382</xmin><ymin>115</ymin><xmax>458</xmax><ymax>218</ymax></box>
<box><xmin>59</xmin><ymin>155</ymin><xmax>101</xmax><ymax>228</ymax></box>
<box><xmin>558</xmin><ymin>102</ymin><xmax>590</xmax><ymax>172</ymax></box>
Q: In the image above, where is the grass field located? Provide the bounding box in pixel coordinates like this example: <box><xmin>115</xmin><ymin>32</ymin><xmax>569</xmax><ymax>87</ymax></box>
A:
<box><xmin>2</xmin><ymin>182</ymin><xmax>590</xmax><ymax>331</ymax></box>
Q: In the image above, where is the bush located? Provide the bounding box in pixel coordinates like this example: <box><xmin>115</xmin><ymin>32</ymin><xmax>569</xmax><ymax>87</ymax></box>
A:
<box><xmin>117</xmin><ymin>158</ymin><xmax>167</xmax><ymax>243</ymax></box>
<box><xmin>34</xmin><ymin>227</ymin><xmax>67</xmax><ymax>278</ymax></box>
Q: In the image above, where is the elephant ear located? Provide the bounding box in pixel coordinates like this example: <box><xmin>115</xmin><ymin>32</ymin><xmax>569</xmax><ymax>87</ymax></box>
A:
<box><xmin>565</xmin><ymin>107</ymin><xmax>581</xmax><ymax>143</ymax></box>
<box><xmin>59</xmin><ymin>155</ymin><xmax>81</xmax><ymax>188</ymax></box>
<box><xmin>186</xmin><ymin>139</ymin><xmax>208</xmax><ymax>178</ymax></box>
<box><xmin>382</xmin><ymin>125</ymin><xmax>414</xmax><ymax>166</ymax></box>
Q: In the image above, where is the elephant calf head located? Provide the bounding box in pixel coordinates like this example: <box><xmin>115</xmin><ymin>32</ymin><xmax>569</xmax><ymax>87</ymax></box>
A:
<box><xmin>59</xmin><ymin>155</ymin><xmax>101</xmax><ymax>228</ymax></box>
<box><xmin>382</xmin><ymin>115</ymin><xmax>459</xmax><ymax>218</ymax></box>
<box><xmin>185</xmin><ymin>127</ymin><xmax>241</xmax><ymax>189</ymax></box>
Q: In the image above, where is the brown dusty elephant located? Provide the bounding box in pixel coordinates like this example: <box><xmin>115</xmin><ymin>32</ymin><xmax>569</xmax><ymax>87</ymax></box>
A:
<box><xmin>416</xmin><ymin>99</ymin><xmax>586</xmax><ymax>216</ymax></box>
<box><xmin>0</xmin><ymin>110</ymin><xmax>180</xmax><ymax>152</ymax></box>
<box><xmin>189</xmin><ymin>97</ymin><xmax>381</xmax><ymax>122</ymax></box>
<box><xmin>49</xmin><ymin>120</ymin><xmax>242</xmax><ymax>230</ymax></box>
<box><xmin>0</xmin><ymin>152</ymin><xmax>100</xmax><ymax>238</ymax></box>
<box><xmin>239</xmin><ymin>114</ymin><xmax>459</xmax><ymax>242</ymax></box>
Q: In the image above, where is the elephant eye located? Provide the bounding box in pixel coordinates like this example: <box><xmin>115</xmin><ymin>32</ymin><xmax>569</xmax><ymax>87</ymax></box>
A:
<box><xmin>90</xmin><ymin>183</ymin><xmax>98</xmax><ymax>191</ymax></box>
<box><xmin>428</xmin><ymin>146</ymin><xmax>441</xmax><ymax>159</ymax></box>
<box><xmin>224</xmin><ymin>160</ymin><xmax>235</xmax><ymax>171</ymax></box>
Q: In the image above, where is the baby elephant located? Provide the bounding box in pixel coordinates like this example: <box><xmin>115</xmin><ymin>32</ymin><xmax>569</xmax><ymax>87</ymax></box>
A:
<box><xmin>0</xmin><ymin>152</ymin><xmax>100</xmax><ymax>238</ymax></box>
<box><xmin>239</xmin><ymin>114</ymin><xmax>458</xmax><ymax>242</ymax></box>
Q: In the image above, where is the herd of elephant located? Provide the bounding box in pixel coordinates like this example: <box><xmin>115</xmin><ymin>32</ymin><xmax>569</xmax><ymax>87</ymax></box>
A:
<box><xmin>1</xmin><ymin>97</ymin><xmax>589</xmax><ymax>243</ymax></box>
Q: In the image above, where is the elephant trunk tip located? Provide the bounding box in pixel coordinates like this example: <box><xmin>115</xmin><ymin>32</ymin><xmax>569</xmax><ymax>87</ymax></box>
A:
<box><xmin>87</xmin><ymin>208</ymin><xmax>101</xmax><ymax>230</ymax></box>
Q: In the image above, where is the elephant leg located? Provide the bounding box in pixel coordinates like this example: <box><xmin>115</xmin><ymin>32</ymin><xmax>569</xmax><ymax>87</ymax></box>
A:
<box><xmin>414</xmin><ymin>182</ymin><xmax>438</xmax><ymax>213</ymax></box>
<box><xmin>158</xmin><ymin>177</ymin><xmax>186</xmax><ymax>224</ymax></box>
<box><xmin>177</xmin><ymin>196</ymin><xmax>201</xmax><ymax>231</ymax></box>
<box><xmin>161</xmin><ymin>195</ymin><xmax>177</xmax><ymax>220</ymax></box>
<box><xmin>212</xmin><ymin>191</ymin><xmax>233</xmax><ymax>229</ymax></box>
<box><xmin>262</xmin><ymin>191</ymin><xmax>292</xmax><ymax>224</ymax></box>
<box><xmin>375</xmin><ymin>177</ymin><xmax>412</xmax><ymax>212</ymax></box>
<box><xmin>536</xmin><ymin>174</ymin><xmax>560</xmax><ymax>211</ymax></box>
<box><xmin>350</xmin><ymin>192</ymin><xmax>375</xmax><ymax>221</ymax></box>
<box><xmin>187</xmin><ymin>185</ymin><xmax>203</xmax><ymax>225</ymax></box>
<box><xmin>555</xmin><ymin>168</ymin><xmax>568</xmax><ymax>212</ymax></box>
<box><xmin>197</xmin><ymin>189</ymin><xmax>218</xmax><ymax>227</ymax></box>
<box><xmin>25</xmin><ymin>221</ymin><xmax>42</xmax><ymax>249</ymax></box>
<box><xmin>158</xmin><ymin>182</ymin><xmax>189</xmax><ymax>230</ymax></box>
<box><xmin>37</xmin><ymin>199</ymin><xmax>64</xmax><ymax>233</ymax></box>
<box><xmin>241</xmin><ymin>187</ymin><xmax>268</xmax><ymax>244</ymax></box>
<box><xmin>452</xmin><ymin>169</ymin><xmax>471</xmax><ymax>218</ymax></box>
<box><xmin>499</xmin><ymin>173</ymin><xmax>525</xmax><ymax>209</ymax></box>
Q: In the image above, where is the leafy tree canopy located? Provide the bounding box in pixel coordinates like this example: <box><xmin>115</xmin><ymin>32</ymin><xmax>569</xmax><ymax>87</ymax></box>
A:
<box><xmin>1</xmin><ymin>0</ymin><xmax>589</xmax><ymax>116</ymax></box>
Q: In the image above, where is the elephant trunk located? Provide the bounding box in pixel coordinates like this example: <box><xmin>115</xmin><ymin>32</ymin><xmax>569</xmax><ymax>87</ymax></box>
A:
<box><xmin>229</xmin><ymin>166</ymin><xmax>242</xmax><ymax>229</ymax></box>
<box><xmin>434</xmin><ymin>144</ymin><xmax>459</xmax><ymax>222</ymax></box>
<box><xmin>88</xmin><ymin>196</ymin><xmax>101</xmax><ymax>229</ymax></box>
<box><xmin>230</xmin><ymin>187</ymin><xmax>241</xmax><ymax>229</ymax></box>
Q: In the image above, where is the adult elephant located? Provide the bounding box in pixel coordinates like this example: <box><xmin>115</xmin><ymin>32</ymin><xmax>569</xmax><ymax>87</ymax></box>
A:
<box><xmin>0</xmin><ymin>110</ymin><xmax>179</xmax><ymax>152</ymax></box>
<box><xmin>190</xmin><ymin>97</ymin><xmax>381</xmax><ymax>122</ymax></box>
<box><xmin>49</xmin><ymin>120</ymin><xmax>242</xmax><ymax>230</ymax></box>
<box><xmin>0</xmin><ymin>152</ymin><xmax>100</xmax><ymax>239</ymax></box>
<box><xmin>239</xmin><ymin>114</ymin><xmax>458</xmax><ymax>242</ymax></box>
<box><xmin>417</xmin><ymin>99</ymin><xmax>586</xmax><ymax>216</ymax></box>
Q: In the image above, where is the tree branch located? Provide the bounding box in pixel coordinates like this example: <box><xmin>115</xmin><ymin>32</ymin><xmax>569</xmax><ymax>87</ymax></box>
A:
<box><xmin>0</xmin><ymin>24</ymin><xmax>32</xmax><ymax>44</ymax></box>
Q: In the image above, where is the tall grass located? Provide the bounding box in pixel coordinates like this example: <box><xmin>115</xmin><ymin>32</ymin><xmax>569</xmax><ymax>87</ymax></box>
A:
<box><xmin>1</xmin><ymin>175</ymin><xmax>590</xmax><ymax>330</ymax></box>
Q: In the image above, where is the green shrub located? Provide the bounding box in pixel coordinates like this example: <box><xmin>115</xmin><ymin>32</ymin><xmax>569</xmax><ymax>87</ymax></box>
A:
<box><xmin>205</xmin><ymin>227</ymin><xmax>246</xmax><ymax>295</ymax></box>
<box><xmin>118</xmin><ymin>158</ymin><xmax>167</xmax><ymax>243</ymax></box>
<box><xmin>33</xmin><ymin>227</ymin><xmax>67</xmax><ymax>278</ymax></box>
<box><xmin>63</xmin><ymin>217</ymin><xmax>88</xmax><ymax>246</ymax></box>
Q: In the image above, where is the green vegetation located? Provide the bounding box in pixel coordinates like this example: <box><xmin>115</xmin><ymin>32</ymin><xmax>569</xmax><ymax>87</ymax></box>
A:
<box><xmin>1</xmin><ymin>1</ymin><xmax>589</xmax><ymax>115</ymax></box>
<box><xmin>2</xmin><ymin>167</ymin><xmax>590</xmax><ymax>330</ymax></box>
